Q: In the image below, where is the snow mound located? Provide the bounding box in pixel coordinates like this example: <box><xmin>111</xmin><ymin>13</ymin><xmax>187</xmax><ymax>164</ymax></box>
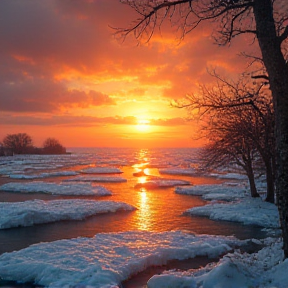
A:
<box><xmin>0</xmin><ymin>231</ymin><xmax>242</xmax><ymax>288</ymax></box>
<box><xmin>135</xmin><ymin>179</ymin><xmax>190</xmax><ymax>189</ymax></box>
<box><xmin>0</xmin><ymin>199</ymin><xmax>135</xmax><ymax>229</ymax></box>
<box><xmin>185</xmin><ymin>198</ymin><xmax>279</xmax><ymax>228</ymax></box>
<box><xmin>159</xmin><ymin>168</ymin><xmax>198</xmax><ymax>176</ymax></box>
<box><xmin>175</xmin><ymin>184</ymin><xmax>247</xmax><ymax>201</ymax></box>
<box><xmin>0</xmin><ymin>181</ymin><xmax>112</xmax><ymax>196</ymax></box>
<box><xmin>79</xmin><ymin>167</ymin><xmax>123</xmax><ymax>174</ymax></box>
<box><xmin>64</xmin><ymin>175</ymin><xmax>127</xmax><ymax>183</ymax></box>
<box><xmin>147</xmin><ymin>238</ymin><xmax>287</xmax><ymax>288</ymax></box>
<box><xmin>9</xmin><ymin>171</ymin><xmax>78</xmax><ymax>179</ymax></box>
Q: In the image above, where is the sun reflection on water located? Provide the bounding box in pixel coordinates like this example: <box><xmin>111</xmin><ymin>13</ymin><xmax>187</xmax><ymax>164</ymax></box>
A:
<box><xmin>137</xmin><ymin>189</ymin><xmax>152</xmax><ymax>231</ymax></box>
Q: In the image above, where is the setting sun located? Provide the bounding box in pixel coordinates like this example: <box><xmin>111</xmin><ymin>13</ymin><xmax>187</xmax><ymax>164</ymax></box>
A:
<box><xmin>136</xmin><ymin>119</ymin><xmax>151</xmax><ymax>133</ymax></box>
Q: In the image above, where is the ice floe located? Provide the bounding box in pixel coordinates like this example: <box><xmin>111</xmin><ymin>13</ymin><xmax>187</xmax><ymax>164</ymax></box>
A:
<box><xmin>9</xmin><ymin>171</ymin><xmax>79</xmax><ymax>179</ymax></box>
<box><xmin>135</xmin><ymin>178</ymin><xmax>190</xmax><ymax>189</ymax></box>
<box><xmin>0</xmin><ymin>231</ymin><xmax>242</xmax><ymax>288</ymax></box>
<box><xmin>0</xmin><ymin>181</ymin><xmax>111</xmax><ymax>196</ymax></box>
<box><xmin>147</xmin><ymin>238</ymin><xmax>287</xmax><ymax>288</ymax></box>
<box><xmin>211</xmin><ymin>172</ymin><xmax>248</xmax><ymax>180</ymax></box>
<box><xmin>159</xmin><ymin>167</ymin><xmax>198</xmax><ymax>176</ymax></box>
<box><xmin>175</xmin><ymin>184</ymin><xmax>248</xmax><ymax>201</ymax></box>
<box><xmin>0</xmin><ymin>199</ymin><xmax>135</xmax><ymax>229</ymax></box>
<box><xmin>64</xmin><ymin>175</ymin><xmax>127</xmax><ymax>183</ymax></box>
<box><xmin>184</xmin><ymin>198</ymin><xmax>279</xmax><ymax>228</ymax></box>
<box><xmin>79</xmin><ymin>167</ymin><xmax>123</xmax><ymax>174</ymax></box>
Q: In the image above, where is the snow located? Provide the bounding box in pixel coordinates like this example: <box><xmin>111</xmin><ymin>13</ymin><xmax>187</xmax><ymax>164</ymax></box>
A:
<box><xmin>0</xmin><ymin>231</ymin><xmax>242</xmax><ymax>288</ymax></box>
<box><xmin>0</xmin><ymin>181</ymin><xmax>112</xmax><ymax>196</ymax></box>
<box><xmin>64</xmin><ymin>175</ymin><xmax>127</xmax><ymax>183</ymax></box>
<box><xmin>210</xmin><ymin>172</ymin><xmax>247</xmax><ymax>180</ymax></box>
<box><xmin>147</xmin><ymin>238</ymin><xmax>287</xmax><ymax>288</ymax></box>
<box><xmin>80</xmin><ymin>167</ymin><xmax>123</xmax><ymax>174</ymax></box>
<box><xmin>159</xmin><ymin>168</ymin><xmax>198</xmax><ymax>176</ymax></box>
<box><xmin>184</xmin><ymin>198</ymin><xmax>279</xmax><ymax>228</ymax></box>
<box><xmin>0</xmin><ymin>200</ymin><xmax>135</xmax><ymax>229</ymax></box>
<box><xmin>9</xmin><ymin>171</ymin><xmax>79</xmax><ymax>179</ymax></box>
<box><xmin>175</xmin><ymin>184</ymin><xmax>248</xmax><ymax>201</ymax></box>
<box><xmin>135</xmin><ymin>178</ymin><xmax>190</xmax><ymax>189</ymax></box>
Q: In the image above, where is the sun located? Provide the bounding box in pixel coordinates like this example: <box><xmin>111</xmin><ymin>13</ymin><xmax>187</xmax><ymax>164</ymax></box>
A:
<box><xmin>136</xmin><ymin>119</ymin><xmax>150</xmax><ymax>133</ymax></box>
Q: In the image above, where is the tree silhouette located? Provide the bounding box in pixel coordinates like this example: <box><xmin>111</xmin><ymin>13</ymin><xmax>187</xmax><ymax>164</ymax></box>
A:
<box><xmin>2</xmin><ymin>133</ymin><xmax>33</xmax><ymax>154</ymax></box>
<box><xmin>43</xmin><ymin>138</ymin><xmax>66</xmax><ymax>155</ymax></box>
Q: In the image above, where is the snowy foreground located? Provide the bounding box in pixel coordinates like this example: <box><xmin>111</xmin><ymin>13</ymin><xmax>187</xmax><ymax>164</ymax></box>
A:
<box><xmin>0</xmin><ymin>181</ymin><xmax>112</xmax><ymax>196</ymax></box>
<box><xmin>0</xmin><ymin>231</ymin><xmax>243</xmax><ymax>288</ymax></box>
<box><xmin>0</xmin><ymin>199</ymin><xmax>135</xmax><ymax>229</ymax></box>
<box><xmin>0</xmin><ymin>231</ymin><xmax>286</xmax><ymax>288</ymax></box>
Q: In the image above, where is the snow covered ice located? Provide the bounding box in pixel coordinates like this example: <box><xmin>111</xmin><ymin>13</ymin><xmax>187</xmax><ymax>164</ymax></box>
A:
<box><xmin>64</xmin><ymin>175</ymin><xmax>127</xmax><ymax>183</ymax></box>
<box><xmin>9</xmin><ymin>170</ymin><xmax>79</xmax><ymax>179</ymax></box>
<box><xmin>0</xmin><ymin>199</ymin><xmax>135</xmax><ymax>229</ymax></box>
<box><xmin>0</xmin><ymin>181</ymin><xmax>112</xmax><ymax>196</ymax></box>
<box><xmin>79</xmin><ymin>167</ymin><xmax>123</xmax><ymax>174</ymax></box>
<box><xmin>135</xmin><ymin>178</ymin><xmax>190</xmax><ymax>189</ymax></box>
<box><xmin>0</xmin><ymin>231</ymin><xmax>243</xmax><ymax>288</ymax></box>
<box><xmin>175</xmin><ymin>184</ymin><xmax>248</xmax><ymax>201</ymax></box>
<box><xmin>159</xmin><ymin>167</ymin><xmax>198</xmax><ymax>176</ymax></box>
<box><xmin>147</xmin><ymin>238</ymin><xmax>288</xmax><ymax>288</ymax></box>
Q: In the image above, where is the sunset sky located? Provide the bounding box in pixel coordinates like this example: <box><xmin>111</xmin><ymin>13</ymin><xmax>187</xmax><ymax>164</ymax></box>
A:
<box><xmin>0</xmin><ymin>0</ymin><xmax>259</xmax><ymax>148</ymax></box>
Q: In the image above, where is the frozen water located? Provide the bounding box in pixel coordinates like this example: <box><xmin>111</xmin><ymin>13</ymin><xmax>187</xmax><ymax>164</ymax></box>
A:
<box><xmin>9</xmin><ymin>171</ymin><xmax>79</xmax><ymax>179</ymax></box>
<box><xmin>0</xmin><ymin>231</ymin><xmax>242</xmax><ymax>288</ymax></box>
<box><xmin>0</xmin><ymin>199</ymin><xmax>135</xmax><ymax>229</ymax></box>
<box><xmin>64</xmin><ymin>175</ymin><xmax>127</xmax><ymax>183</ymax></box>
<box><xmin>175</xmin><ymin>184</ymin><xmax>248</xmax><ymax>201</ymax></box>
<box><xmin>135</xmin><ymin>178</ymin><xmax>190</xmax><ymax>189</ymax></box>
<box><xmin>0</xmin><ymin>181</ymin><xmax>112</xmax><ymax>196</ymax></box>
<box><xmin>79</xmin><ymin>167</ymin><xmax>123</xmax><ymax>174</ymax></box>
<box><xmin>147</xmin><ymin>238</ymin><xmax>287</xmax><ymax>288</ymax></box>
<box><xmin>159</xmin><ymin>168</ymin><xmax>198</xmax><ymax>176</ymax></box>
<box><xmin>184</xmin><ymin>198</ymin><xmax>279</xmax><ymax>228</ymax></box>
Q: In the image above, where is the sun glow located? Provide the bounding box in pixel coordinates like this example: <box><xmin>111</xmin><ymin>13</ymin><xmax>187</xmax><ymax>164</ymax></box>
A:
<box><xmin>136</xmin><ymin>119</ymin><xmax>150</xmax><ymax>133</ymax></box>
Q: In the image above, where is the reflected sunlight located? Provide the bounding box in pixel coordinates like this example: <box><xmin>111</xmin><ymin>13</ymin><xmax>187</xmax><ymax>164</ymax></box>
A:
<box><xmin>137</xmin><ymin>190</ymin><xmax>152</xmax><ymax>231</ymax></box>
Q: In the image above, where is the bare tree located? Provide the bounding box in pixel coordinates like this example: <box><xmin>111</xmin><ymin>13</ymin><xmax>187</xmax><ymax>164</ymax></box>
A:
<box><xmin>179</xmin><ymin>74</ymin><xmax>275</xmax><ymax>202</ymax></box>
<box><xmin>43</xmin><ymin>138</ymin><xmax>66</xmax><ymax>155</ymax></box>
<box><xmin>118</xmin><ymin>0</ymin><xmax>288</xmax><ymax>256</ymax></box>
<box><xmin>2</xmin><ymin>133</ymin><xmax>33</xmax><ymax>154</ymax></box>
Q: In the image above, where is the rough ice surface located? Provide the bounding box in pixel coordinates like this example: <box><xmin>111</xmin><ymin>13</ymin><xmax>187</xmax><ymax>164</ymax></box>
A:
<box><xmin>210</xmin><ymin>172</ymin><xmax>247</xmax><ymax>180</ymax></box>
<box><xmin>175</xmin><ymin>184</ymin><xmax>248</xmax><ymax>201</ymax></box>
<box><xmin>147</xmin><ymin>238</ymin><xmax>287</xmax><ymax>288</ymax></box>
<box><xmin>0</xmin><ymin>199</ymin><xmax>135</xmax><ymax>229</ymax></box>
<box><xmin>64</xmin><ymin>175</ymin><xmax>127</xmax><ymax>183</ymax></box>
<box><xmin>0</xmin><ymin>181</ymin><xmax>112</xmax><ymax>196</ymax></box>
<box><xmin>79</xmin><ymin>167</ymin><xmax>123</xmax><ymax>174</ymax></box>
<box><xmin>159</xmin><ymin>168</ymin><xmax>198</xmax><ymax>176</ymax></box>
<box><xmin>185</xmin><ymin>198</ymin><xmax>279</xmax><ymax>228</ymax></box>
<box><xmin>0</xmin><ymin>231</ymin><xmax>242</xmax><ymax>288</ymax></box>
<box><xmin>135</xmin><ymin>178</ymin><xmax>190</xmax><ymax>189</ymax></box>
<box><xmin>9</xmin><ymin>171</ymin><xmax>79</xmax><ymax>179</ymax></box>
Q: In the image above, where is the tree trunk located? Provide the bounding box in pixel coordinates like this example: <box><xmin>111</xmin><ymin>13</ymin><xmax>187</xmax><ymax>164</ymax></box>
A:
<box><xmin>265</xmin><ymin>159</ymin><xmax>275</xmax><ymax>203</ymax></box>
<box><xmin>246</xmin><ymin>164</ymin><xmax>260</xmax><ymax>198</ymax></box>
<box><xmin>254</xmin><ymin>0</ymin><xmax>288</xmax><ymax>257</ymax></box>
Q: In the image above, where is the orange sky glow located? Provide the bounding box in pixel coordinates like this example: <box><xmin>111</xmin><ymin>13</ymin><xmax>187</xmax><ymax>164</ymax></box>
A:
<box><xmin>0</xmin><ymin>0</ymin><xmax>259</xmax><ymax>148</ymax></box>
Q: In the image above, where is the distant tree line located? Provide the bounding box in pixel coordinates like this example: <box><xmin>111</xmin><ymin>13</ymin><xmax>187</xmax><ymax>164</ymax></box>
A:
<box><xmin>0</xmin><ymin>133</ymin><xmax>66</xmax><ymax>156</ymax></box>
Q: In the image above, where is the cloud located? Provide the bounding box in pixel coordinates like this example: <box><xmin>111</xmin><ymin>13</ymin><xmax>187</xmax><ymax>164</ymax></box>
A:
<box><xmin>0</xmin><ymin>114</ymin><xmax>187</xmax><ymax>127</ymax></box>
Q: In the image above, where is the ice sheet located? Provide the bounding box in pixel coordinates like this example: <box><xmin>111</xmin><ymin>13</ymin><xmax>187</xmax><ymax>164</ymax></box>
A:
<box><xmin>0</xmin><ymin>199</ymin><xmax>135</xmax><ymax>229</ymax></box>
<box><xmin>0</xmin><ymin>231</ymin><xmax>242</xmax><ymax>288</ymax></box>
<box><xmin>0</xmin><ymin>181</ymin><xmax>112</xmax><ymax>196</ymax></box>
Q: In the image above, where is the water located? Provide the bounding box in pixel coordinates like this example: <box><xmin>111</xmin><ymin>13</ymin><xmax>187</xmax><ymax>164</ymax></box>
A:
<box><xmin>0</xmin><ymin>147</ymin><xmax>267</xmax><ymax>287</ymax></box>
